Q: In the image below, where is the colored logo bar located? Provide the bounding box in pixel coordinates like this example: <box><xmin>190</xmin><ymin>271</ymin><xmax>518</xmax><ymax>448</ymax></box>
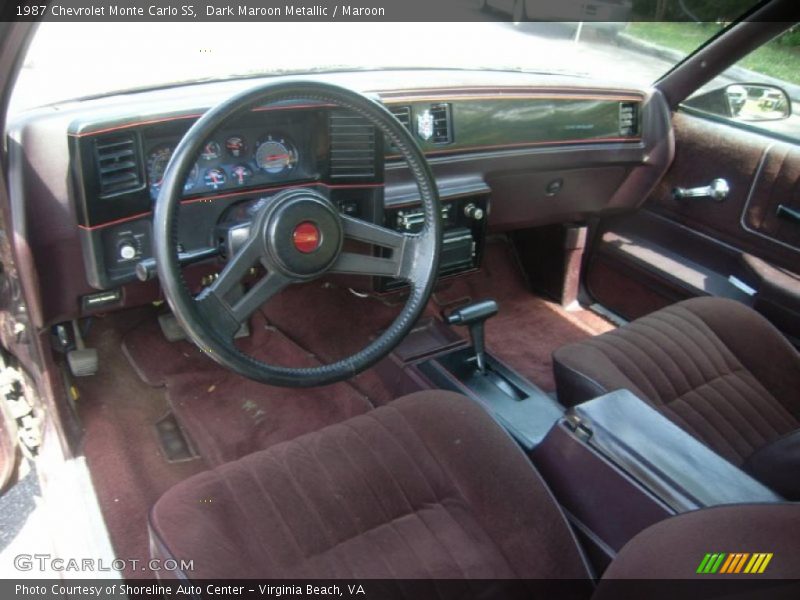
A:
<box><xmin>696</xmin><ymin>553</ymin><xmax>773</xmax><ymax>574</ymax></box>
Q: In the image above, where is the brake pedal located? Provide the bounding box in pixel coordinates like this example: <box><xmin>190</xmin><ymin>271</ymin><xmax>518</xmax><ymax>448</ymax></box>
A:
<box><xmin>67</xmin><ymin>320</ymin><xmax>98</xmax><ymax>377</ymax></box>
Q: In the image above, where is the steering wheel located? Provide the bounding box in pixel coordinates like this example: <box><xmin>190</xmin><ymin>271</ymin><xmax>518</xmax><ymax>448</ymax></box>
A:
<box><xmin>154</xmin><ymin>81</ymin><xmax>442</xmax><ymax>387</ymax></box>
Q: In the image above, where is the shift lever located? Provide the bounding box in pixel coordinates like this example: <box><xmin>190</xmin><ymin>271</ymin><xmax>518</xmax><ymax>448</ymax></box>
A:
<box><xmin>445</xmin><ymin>299</ymin><xmax>499</xmax><ymax>373</ymax></box>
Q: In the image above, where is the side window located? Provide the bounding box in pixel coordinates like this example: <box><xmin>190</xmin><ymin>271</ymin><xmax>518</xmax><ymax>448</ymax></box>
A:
<box><xmin>682</xmin><ymin>26</ymin><xmax>799</xmax><ymax>142</ymax></box>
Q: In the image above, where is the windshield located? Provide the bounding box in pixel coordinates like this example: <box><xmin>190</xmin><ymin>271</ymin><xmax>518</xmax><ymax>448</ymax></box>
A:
<box><xmin>8</xmin><ymin>16</ymin><xmax>772</xmax><ymax>117</ymax></box>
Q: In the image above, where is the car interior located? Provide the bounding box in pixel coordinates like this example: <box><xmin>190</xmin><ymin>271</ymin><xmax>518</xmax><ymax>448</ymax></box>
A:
<box><xmin>0</xmin><ymin>2</ymin><xmax>799</xmax><ymax>596</ymax></box>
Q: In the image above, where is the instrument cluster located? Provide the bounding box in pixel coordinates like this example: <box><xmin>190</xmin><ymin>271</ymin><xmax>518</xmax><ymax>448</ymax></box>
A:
<box><xmin>145</xmin><ymin>125</ymin><xmax>311</xmax><ymax>202</ymax></box>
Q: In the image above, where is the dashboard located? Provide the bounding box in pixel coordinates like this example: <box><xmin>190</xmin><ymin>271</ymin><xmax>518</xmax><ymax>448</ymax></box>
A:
<box><xmin>6</xmin><ymin>70</ymin><xmax>673</xmax><ymax>326</ymax></box>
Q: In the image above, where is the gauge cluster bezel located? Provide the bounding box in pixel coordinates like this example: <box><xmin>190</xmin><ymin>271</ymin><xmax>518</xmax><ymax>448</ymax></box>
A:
<box><xmin>143</xmin><ymin>111</ymin><xmax>323</xmax><ymax>203</ymax></box>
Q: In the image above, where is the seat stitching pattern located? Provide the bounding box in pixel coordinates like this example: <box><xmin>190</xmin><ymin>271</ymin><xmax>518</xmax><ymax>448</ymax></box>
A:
<box><xmin>734</xmin><ymin>369</ymin><xmax>799</xmax><ymax>427</ymax></box>
<box><xmin>662</xmin><ymin>305</ymin><xmax>742</xmax><ymax>373</ymax></box>
<box><xmin>301</xmin><ymin>431</ymin><xmax>379</xmax><ymax>577</ymax></box>
<box><xmin>229</xmin><ymin>455</ymin><xmax>303</xmax><ymax>566</ymax></box>
<box><xmin>339</xmin><ymin>419</ymin><xmax>460</xmax><ymax>580</ymax></box>
<box><xmin>589</xmin><ymin>336</ymin><xmax>671</xmax><ymax>404</ymax></box>
<box><xmin>378</xmin><ymin>404</ymin><xmax>537</xmax><ymax>580</ymax></box>
<box><xmin>636</xmin><ymin>312</ymin><xmax>732</xmax><ymax>385</ymax></box>
<box><xmin>612</xmin><ymin>324</ymin><xmax>697</xmax><ymax>396</ymax></box>
<box><xmin>656</xmin><ymin>401</ymin><xmax>707</xmax><ymax>441</ymax></box>
<box><xmin>275</xmin><ymin>442</ymin><xmax>342</xmax><ymax>557</ymax></box>
<box><xmin>667</xmin><ymin>395</ymin><xmax>745</xmax><ymax>461</ymax></box>
<box><xmin>649</xmin><ymin>309</ymin><xmax>737</xmax><ymax>375</ymax></box>
<box><xmin>689</xmin><ymin>379</ymin><xmax>759</xmax><ymax>457</ymax></box>
<box><xmin>709</xmin><ymin>373</ymin><xmax>786</xmax><ymax>445</ymax></box>
<box><xmin>353</xmin><ymin>413</ymin><xmax>479</xmax><ymax>579</ymax></box>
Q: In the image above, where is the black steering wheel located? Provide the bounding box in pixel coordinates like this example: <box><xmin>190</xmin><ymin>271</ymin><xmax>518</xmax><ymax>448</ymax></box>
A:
<box><xmin>154</xmin><ymin>81</ymin><xmax>442</xmax><ymax>387</ymax></box>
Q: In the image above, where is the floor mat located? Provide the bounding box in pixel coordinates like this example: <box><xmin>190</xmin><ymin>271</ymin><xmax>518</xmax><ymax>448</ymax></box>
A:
<box><xmin>124</xmin><ymin>311</ymin><xmax>373</xmax><ymax>466</ymax></box>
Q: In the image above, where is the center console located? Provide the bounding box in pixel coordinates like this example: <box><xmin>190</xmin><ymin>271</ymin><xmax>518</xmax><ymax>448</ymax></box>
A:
<box><xmin>533</xmin><ymin>390</ymin><xmax>784</xmax><ymax>568</ymax></box>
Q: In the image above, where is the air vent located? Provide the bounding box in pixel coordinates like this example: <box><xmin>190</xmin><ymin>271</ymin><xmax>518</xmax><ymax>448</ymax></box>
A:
<box><xmin>93</xmin><ymin>132</ymin><xmax>144</xmax><ymax>197</ymax></box>
<box><xmin>429</xmin><ymin>103</ymin><xmax>453</xmax><ymax>144</ymax></box>
<box><xmin>329</xmin><ymin>111</ymin><xmax>376</xmax><ymax>179</ymax></box>
<box><xmin>619</xmin><ymin>102</ymin><xmax>639</xmax><ymax>137</ymax></box>
<box><xmin>389</xmin><ymin>105</ymin><xmax>412</xmax><ymax>130</ymax></box>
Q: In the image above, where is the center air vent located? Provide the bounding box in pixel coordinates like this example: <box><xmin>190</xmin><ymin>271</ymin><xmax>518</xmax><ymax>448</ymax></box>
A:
<box><xmin>329</xmin><ymin>110</ymin><xmax>377</xmax><ymax>179</ymax></box>
<box><xmin>429</xmin><ymin>103</ymin><xmax>453</xmax><ymax>144</ymax></box>
<box><xmin>93</xmin><ymin>132</ymin><xmax>144</xmax><ymax>197</ymax></box>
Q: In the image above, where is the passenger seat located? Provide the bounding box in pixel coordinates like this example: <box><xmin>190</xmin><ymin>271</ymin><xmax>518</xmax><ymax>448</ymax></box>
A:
<box><xmin>552</xmin><ymin>297</ymin><xmax>800</xmax><ymax>499</ymax></box>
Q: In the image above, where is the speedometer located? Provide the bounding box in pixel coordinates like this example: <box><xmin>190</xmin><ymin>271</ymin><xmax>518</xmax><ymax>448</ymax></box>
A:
<box><xmin>254</xmin><ymin>136</ymin><xmax>297</xmax><ymax>175</ymax></box>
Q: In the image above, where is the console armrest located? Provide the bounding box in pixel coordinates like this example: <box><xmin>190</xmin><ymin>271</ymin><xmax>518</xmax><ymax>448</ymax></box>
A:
<box><xmin>572</xmin><ymin>390</ymin><xmax>783</xmax><ymax>512</ymax></box>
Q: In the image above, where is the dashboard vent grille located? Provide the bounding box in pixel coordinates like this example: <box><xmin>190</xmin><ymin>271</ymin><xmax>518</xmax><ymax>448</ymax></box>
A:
<box><xmin>619</xmin><ymin>101</ymin><xmax>639</xmax><ymax>137</ymax></box>
<box><xmin>430</xmin><ymin>103</ymin><xmax>453</xmax><ymax>144</ymax></box>
<box><xmin>329</xmin><ymin>111</ymin><xmax>376</xmax><ymax>179</ymax></box>
<box><xmin>389</xmin><ymin>105</ymin><xmax>412</xmax><ymax>130</ymax></box>
<box><xmin>93</xmin><ymin>132</ymin><xmax>144</xmax><ymax>196</ymax></box>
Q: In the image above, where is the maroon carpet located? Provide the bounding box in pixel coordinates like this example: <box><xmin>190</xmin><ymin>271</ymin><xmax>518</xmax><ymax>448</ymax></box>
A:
<box><xmin>124</xmin><ymin>312</ymin><xmax>373</xmax><ymax>466</ymax></box>
<box><xmin>77</xmin><ymin>309</ymin><xmax>207</xmax><ymax>578</ymax></box>
<box><xmin>432</xmin><ymin>237</ymin><xmax>614</xmax><ymax>390</ymax></box>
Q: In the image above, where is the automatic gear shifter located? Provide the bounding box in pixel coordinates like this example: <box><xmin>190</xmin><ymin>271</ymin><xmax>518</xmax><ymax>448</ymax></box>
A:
<box><xmin>445</xmin><ymin>299</ymin><xmax>499</xmax><ymax>373</ymax></box>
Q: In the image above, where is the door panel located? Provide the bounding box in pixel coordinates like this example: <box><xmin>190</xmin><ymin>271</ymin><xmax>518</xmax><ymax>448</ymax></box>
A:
<box><xmin>586</xmin><ymin>112</ymin><xmax>800</xmax><ymax>342</ymax></box>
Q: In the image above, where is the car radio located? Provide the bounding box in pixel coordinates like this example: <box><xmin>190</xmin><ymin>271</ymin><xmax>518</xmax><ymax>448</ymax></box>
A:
<box><xmin>378</xmin><ymin>194</ymin><xmax>489</xmax><ymax>292</ymax></box>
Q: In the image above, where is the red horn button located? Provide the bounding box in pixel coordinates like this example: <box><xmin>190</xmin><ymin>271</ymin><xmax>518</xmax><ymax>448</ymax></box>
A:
<box><xmin>292</xmin><ymin>221</ymin><xmax>321</xmax><ymax>253</ymax></box>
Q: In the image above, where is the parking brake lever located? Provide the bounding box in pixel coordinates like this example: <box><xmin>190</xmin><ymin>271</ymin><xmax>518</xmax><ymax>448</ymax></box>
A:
<box><xmin>445</xmin><ymin>299</ymin><xmax>498</xmax><ymax>373</ymax></box>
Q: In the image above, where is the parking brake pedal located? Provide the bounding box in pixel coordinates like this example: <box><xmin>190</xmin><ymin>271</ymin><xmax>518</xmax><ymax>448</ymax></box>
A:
<box><xmin>67</xmin><ymin>320</ymin><xmax>98</xmax><ymax>377</ymax></box>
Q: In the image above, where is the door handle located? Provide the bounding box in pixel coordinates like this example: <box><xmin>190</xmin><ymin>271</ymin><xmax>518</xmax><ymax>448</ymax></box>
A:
<box><xmin>777</xmin><ymin>204</ymin><xmax>800</xmax><ymax>225</ymax></box>
<box><xmin>672</xmin><ymin>178</ymin><xmax>730</xmax><ymax>202</ymax></box>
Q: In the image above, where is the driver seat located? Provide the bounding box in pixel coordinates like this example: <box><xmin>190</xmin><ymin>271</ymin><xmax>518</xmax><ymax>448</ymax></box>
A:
<box><xmin>149</xmin><ymin>392</ymin><xmax>799</xmax><ymax>590</ymax></box>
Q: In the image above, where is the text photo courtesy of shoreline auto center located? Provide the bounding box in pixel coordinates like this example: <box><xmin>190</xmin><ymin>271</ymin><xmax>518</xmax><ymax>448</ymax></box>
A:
<box><xmin>1</xmin><ymin>0</ymin><xmax>799</xmax><ymax>599</ymax></box>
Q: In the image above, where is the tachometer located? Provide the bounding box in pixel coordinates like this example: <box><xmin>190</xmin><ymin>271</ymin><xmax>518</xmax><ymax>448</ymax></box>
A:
<box><xmin>254</xmin><ymin>136</ymin><xmax>297</xmax><ymax>175</ymax></box>
<box><xmin>147</xmin><ymin>145</ymin><xmax>198</xmax><ymax>199</ymax></box>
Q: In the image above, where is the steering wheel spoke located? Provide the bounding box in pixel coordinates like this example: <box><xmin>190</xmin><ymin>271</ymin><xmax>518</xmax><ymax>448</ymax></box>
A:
<box><xmin>195</xmin><ymin>231</ymin><xmax>289</xmax><ymax>337</ymax></box>
<box><xmin>330</xmin><ymin>214</ymin><xmax>416</xmax><ymax>280</ymax></box>
<box><xmin>211</xmin><ymin>232</ymin><xmax>262</xmax><ymax>299</ymax></box>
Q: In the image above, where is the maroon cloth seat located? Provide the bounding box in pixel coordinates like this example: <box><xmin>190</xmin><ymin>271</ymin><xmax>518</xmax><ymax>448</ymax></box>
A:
<box><xmin>149</xmin><ymin>391</ymin><xmax>591</xmax><ymax>580</ymax></box>
<box><xmin>553</xmin><ymin>297</ymin><xmax>800</xmax><ymax>497</ymax></box>
<box><xmin>150</xmin><ymin>391</ymin><xmax>800</xmax><ymax>592</ymax></box>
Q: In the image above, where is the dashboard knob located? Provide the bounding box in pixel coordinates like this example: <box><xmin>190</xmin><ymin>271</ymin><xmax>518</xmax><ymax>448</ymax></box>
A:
<box><xmin>119</xmin><ymin>242</ymin><xmax>137</xmax><ymax>261</ymax></box>
<box><xmin>464</xmin><ymin>203</ymin><xmax>484</xmax><ymax>221</ymax></box>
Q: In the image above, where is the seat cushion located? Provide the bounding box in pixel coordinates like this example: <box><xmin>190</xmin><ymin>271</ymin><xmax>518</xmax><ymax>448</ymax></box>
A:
<box><xmin>149</xmin><ymin>391</ymin><xmax>590</xmax><ymax>580</ymax></box>
<box><xmin>553</xmin><ymin>297</ymin><xmax>800</xmax><ymax>467</ymax></box>
<box><xmin>595</xmin><ymin>504</ymin><xmax>800</xmax><ymax>593</ymax></box>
